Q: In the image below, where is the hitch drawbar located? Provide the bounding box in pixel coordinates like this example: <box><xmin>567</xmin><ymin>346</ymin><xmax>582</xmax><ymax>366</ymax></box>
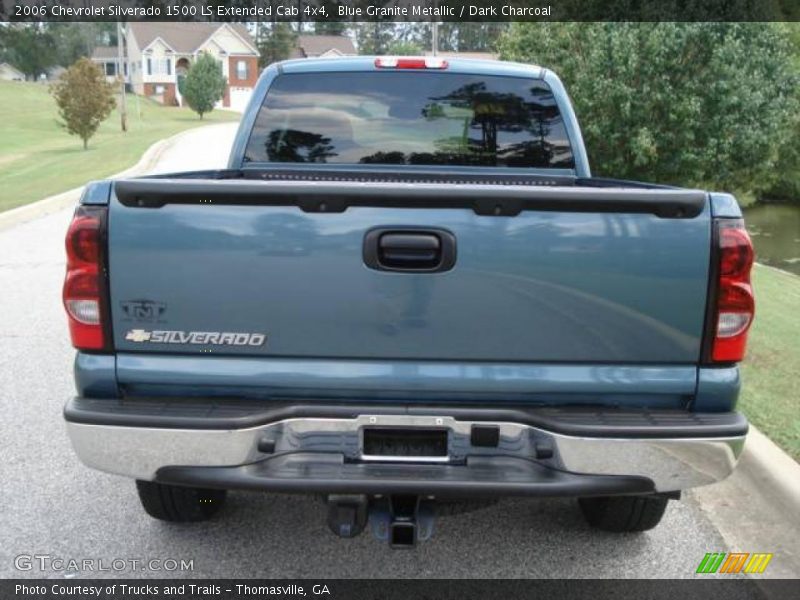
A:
<box><xmin>326</xmin><ymin>495</ymin><xmax>435</xmax><ymax>547</ymax></box>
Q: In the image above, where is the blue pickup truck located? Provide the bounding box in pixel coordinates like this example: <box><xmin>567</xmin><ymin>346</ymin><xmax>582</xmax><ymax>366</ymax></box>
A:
<box><xmin>63</xmin><ymin>57</ymin><xmax>754</xmax><ymax>547</ymax></box>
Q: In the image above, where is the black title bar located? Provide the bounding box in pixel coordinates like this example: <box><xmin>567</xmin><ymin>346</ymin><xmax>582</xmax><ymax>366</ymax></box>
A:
<box><xmin>5</xmin><ymin>579</ymin><xmax>800</xmax><ymax>600</ymax></box>
<box><xmin>1</xmin><ymin>0</ymin><xmax>794</xmax><ymax>22</ymax></box>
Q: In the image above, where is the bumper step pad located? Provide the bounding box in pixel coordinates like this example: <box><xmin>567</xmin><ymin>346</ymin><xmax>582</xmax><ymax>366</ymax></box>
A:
<box><xmin>156</xmin><ymin>453</ymin><xmax>653</xmax><ymax>497</ymax></box>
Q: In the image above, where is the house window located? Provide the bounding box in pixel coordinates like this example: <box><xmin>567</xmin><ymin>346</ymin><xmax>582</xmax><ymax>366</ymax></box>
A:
<box><xmin>154</xmin><ymin>85</ymin><xmax>165</xmax><ymax>95</ymax></box>
<box><xmin>147</xmin><ymin>59</ymin><xmax>171</xmax><ymax>76</ymax></box>
<box><xmin>236</xmin><ymin>60</ymin><xmax>248</xmax><ymax>81</ymax></box>
<box><xmin>105</xmin><ymin>62</ymin><xmax>116</xmax><ymax>77</ymax></box>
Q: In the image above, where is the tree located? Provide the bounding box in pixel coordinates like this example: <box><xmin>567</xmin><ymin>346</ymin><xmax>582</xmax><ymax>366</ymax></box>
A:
<box><xmin>401</xmin><ymin>23</ymin><xmax>432</xmax><ymax>51</ymax></box>
<box><xmin>385</xmin><ymin>40</ymin><xmax>424</xmax><ymax>56</ymax></box>
<box><xmin>51</xmin><ymin>58</ymin><xmax>115</xmax><ymax>150</ymax></box>
<box><xmin>47</xmin><ymin>23</ymin><xmax>119</xmax><ymax>68</ymax></box>
<box><xmin>436</xmin><ymin>24</ymin><xmax>510</xmax><ymax>53</ymax></box>
<box><xmin>181</xmin><ymin>53</ymin><xmax>227</xmax><ymax>120</ymax></box>
<box><xmin>498</xmin><ymin>23</ymin><xmax>799</xmax><ymax>202</ymax></box>
<box><xmin>354</xmin><ymin>21</ymin><xmax>395</xmax><ymax>54</ymax></box>
<box><xmin>48</xmin><ymin>24</ymin><xmax>94</xmax><ymax>67</ymax></box>
<box><xmin>256</xmin><ymin>22</ymin><xmax>297</xmax><ymax>68</ymax></box>
<box><xmin>2</xmin><ymin>24</ymin><xmax>57</xmax><ymax>80</ymax></box>
<box><xmin>765</xmin><ymin>22</ymin><xmax>800</xmax><ymax>202</ymax></box>
<box><xmin>314</xmin><ymin>22</ymin><xmax>349</xmax><ymax>37</ymax></box>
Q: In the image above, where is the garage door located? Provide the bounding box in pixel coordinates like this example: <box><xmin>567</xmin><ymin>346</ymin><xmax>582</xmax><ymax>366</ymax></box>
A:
<box><xmin>229</xmin><ymin>87</ymin><xmax>252</xmax><ymax>113</ymax></box>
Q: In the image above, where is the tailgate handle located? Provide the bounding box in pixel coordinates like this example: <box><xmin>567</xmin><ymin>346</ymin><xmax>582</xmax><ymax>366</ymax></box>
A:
<box><xmin>381</xmin><ymin>234</ymin><xmax>440</xmax><ymax>266</ymax></box>
<box><xmin>364</xmin><ymin>228</ymin><xmax>456</xmax><ymax>273</ymax></box>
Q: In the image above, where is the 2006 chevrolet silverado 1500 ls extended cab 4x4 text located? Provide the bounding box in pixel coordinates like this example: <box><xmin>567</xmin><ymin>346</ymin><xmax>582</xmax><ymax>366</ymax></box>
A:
<box><xmin>62</xmin><ymin>57</ymin><xmax>754</xmax><ymax>547</ymax></box>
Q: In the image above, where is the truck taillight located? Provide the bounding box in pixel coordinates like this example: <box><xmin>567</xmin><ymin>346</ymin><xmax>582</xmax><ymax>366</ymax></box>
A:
<box><xmin>374</xmin><ymin>57</ymin><xmax>449</xmax><ymax>70</ymax></box>
<box><xmin>711</xmin><ymin>219</ymin><xmax>754</xmax><ymax>363</ymax></box>
<box><xmin>63</xmin><ymin>206</ymin><xmax>110</xmax><ymax>351</ymax></box>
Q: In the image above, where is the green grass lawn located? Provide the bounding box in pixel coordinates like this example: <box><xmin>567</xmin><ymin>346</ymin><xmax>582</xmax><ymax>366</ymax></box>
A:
<box><xmin>740</xmin><ymin>264</ymin><xmax>800</xmax><ymax>460</ymax></box>
<box><xmin>0</xmin><ymin>81</ymin><xmax>239</xmax><ymax>212</ymax></box>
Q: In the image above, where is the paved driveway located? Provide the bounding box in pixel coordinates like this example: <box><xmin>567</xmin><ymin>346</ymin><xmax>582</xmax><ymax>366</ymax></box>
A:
<box><xmin>0</xmin><ymin>123</ymin><xmax>744</xmax><ymax>579</ymax></box>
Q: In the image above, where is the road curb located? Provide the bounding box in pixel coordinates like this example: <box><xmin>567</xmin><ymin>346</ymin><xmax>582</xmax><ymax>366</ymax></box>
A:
<box><xmin>692</xmin><ymin>424</ymin><xmax>800</xmax><ymax>579</ymax></box>
<box><xmin>741</xmin><ymin>425</ymin><xmax>800</xmax><ymax>511</ymax></box>
<box><xmin>0</xmin><ymin>124</ymin><xmax>229</xmax><ymax>232</ymax></box>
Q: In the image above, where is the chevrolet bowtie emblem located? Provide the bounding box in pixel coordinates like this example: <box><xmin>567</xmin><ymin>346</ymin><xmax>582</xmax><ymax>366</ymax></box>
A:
<box><xmin>125</xmin><ymin>329</ymin><xmax>152</xmax><ymax>343</ymax></box>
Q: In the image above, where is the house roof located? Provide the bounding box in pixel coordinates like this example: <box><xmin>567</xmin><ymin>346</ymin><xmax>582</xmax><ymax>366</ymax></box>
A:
<box><xmin>290</xmin><ymin>35</ymin><xmax>357</xmax><ymax>59</ymax></box>
<box><xmin>128</xmin><ymin>23</ymin><xmax>257</xmax><ymax>55</ymax></box>
<box><xmin>91</xmin><ymin>46</ymin><xmax>118</xmax><ymax>60</ymax></box>
<box><xmin>0</xmin><ymin>62</ymin><xmax>24</xmax><ymax>76</ymax></box>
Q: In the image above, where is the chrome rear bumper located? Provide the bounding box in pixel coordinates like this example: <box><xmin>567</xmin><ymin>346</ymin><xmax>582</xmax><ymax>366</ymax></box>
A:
<box><xmin>65</xmin><ymin>402</ymin><xmax>747</xmax><ymax>494</ymax></box>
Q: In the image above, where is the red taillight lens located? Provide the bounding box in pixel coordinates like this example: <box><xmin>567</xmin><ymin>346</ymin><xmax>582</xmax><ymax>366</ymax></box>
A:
<box><xmin>719</xmin><ymin>226</ymin><xmax>754</xmax><ymax>279</ymax></box>
<box><xmin>63</xmin><ymin>206</ymin><xmax>109</xmax><ymax>351</ymax></box>
<box><xmin>374</xmin><ymin>57</ymin><xmax>449</xmax><ymax>70</ymax></box>
<box><xmin>711</xmin><ymin>219</ymin><xmax>755</xmax><ymax>362</ymax></box>
<box><xmin>68</xmin><ymin>215</ymin><xmax>101</xmax><ymax>264</ymax></box>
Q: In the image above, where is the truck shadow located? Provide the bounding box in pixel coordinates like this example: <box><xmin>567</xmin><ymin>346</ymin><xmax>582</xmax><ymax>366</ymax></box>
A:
<box><xmin>154</xmin><ymin>491</ymin><xmax>667</xmax><ymax>578</ymax></box>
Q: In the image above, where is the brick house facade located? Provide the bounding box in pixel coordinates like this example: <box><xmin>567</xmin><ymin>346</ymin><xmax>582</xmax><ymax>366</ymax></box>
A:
<box><xmin>126</xmin><ymin>23</ymin><xmax>259</xmax><ymax>112</ymax></box>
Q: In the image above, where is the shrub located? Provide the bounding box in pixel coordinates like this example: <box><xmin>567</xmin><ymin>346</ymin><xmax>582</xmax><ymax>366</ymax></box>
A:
<box><xmin>181</xmin><ymin>53</ymin><xmax>227</xmax><ymax>119</ymax></box>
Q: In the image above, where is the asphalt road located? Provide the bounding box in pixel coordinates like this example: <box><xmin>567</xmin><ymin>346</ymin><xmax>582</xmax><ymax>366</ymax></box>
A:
<box><xmin>0</xmin><ymin>124</ymin><xmax>738</xmax><ymax>579</ymax></box>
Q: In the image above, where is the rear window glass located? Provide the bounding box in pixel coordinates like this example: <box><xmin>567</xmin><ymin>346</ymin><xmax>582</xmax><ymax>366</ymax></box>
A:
<box><xmin>244</xmin><ymin>72</ymin><xmax>575</xmax><ymax>169</ymax></box>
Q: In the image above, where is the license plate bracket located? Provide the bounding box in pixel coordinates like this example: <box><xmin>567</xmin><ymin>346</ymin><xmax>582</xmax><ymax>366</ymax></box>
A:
<box><xmin>362</xmin><ymin>427</ymin><xmax>448</xmax><ymax>459</ymax></box>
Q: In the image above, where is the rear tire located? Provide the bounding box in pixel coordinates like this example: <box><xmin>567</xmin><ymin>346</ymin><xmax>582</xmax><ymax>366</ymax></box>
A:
<box><xmin>136</xmin><ymin>480</ymin><xmax>226</xmax><ymax>522</ymax></box>
<box><xmin>578</xmin><ymin>495</ymin><xmax>669</xmax><ymax>532</ymax></box>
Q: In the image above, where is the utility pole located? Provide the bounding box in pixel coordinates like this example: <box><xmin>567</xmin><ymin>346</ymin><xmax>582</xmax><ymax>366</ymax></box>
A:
<box><xmin>117</xmin><ymin>22</ymin><xmax>127</xmax><ymax>132</ymax></box>
<box><xmin>432</xmin><ymin>22</ymin><xmax>439</xmax><ymax>56</ymax></box>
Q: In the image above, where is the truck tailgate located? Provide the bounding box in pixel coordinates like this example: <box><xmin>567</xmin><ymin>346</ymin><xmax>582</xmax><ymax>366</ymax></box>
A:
<box><xmin>108</xmin><ymin>179</ymin><xmax>710</xmax><ymax>367</ymax></box>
